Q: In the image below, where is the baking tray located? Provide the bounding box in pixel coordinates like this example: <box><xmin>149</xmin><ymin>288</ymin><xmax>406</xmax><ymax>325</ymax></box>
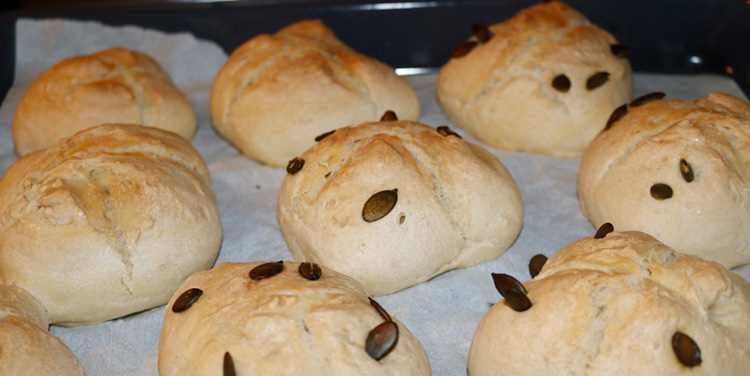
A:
<box><xmin>1</xmin><ymin>1</ymin><xmax>750</xmax><ymax>375</ymax></box>
<box><xmin>2</xmin><ymin>0</ymin><xmax>750</xmax><ymax>102</ymax></box>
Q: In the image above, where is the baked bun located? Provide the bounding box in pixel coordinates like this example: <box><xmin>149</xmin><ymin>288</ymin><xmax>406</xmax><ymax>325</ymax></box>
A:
<box><xmin>468</xmin><ymin>229</ymin><xmax>750</xmax><ymax>375</ymax></box>
<box><xmin>209</xmin><ymin>19</ymin><xmax>421</xmax><ymax>167</ymax></box>
<box><xmin>158</xmin><ymin>261</ymin><xmax>431</xmax><ymax>376</ymax></box>
<box><xmin>578</xmin><ymin>92</ymin><xmax>750</xmax><ymax>269</ymax></box>
<box><xmin>436</xmin><ymin>0</ymin><xmax>634</xmax><ymax>157</ymax></box>
<box><xmin>13</xmin><ymin>47</ymin><xmax>197</xmax><ymax>156</ymax></box>
<box><xmin>0</xmin><ymin>285</ymin><xmax>86</xmax><ymax>375</ymax></box>
<box><xmin>0</xmin><ymin>124</ymin><xmax>222</xmax><ymax>326</ymax></box>
<box><xmin>277</xmin><ymin>120</ymin><xmax>523</xmax><ymax>296</ymax></box>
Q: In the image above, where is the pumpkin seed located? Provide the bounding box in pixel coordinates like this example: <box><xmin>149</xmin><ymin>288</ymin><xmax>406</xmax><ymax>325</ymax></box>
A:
<box><xmin>492</xmin><ymin>273</ymin><xmax>527</xmax><ymax>296</ymax></box>
<box><xmin>594</xmin><ymin>222</ymin><xmax>614</xmax><ymax>239</ymax></box>
<box><xmin>650</xmin><ymin>183</ymin><xmax>673</xmax><ymax>200</ymax></box>
<box><xmin>501</xmin><ymin>287</ymin><xmax>533</xmax><ymax>312</ymax></box>
<box><xmin>362</xmin><ymin>189</ymin><xmax>398</xmax><ymax>222</ymax></box>
<box><xmin>672</xmin><ymin>332</ymin><xmax>702</xmax><ymax>367</ymax></box>
<box><xmin>437</xmin><ymin>126</ymin><xmax>462</xmax><ymax>139</ymax></box>
<box><xmin>680</xmin><ymin>159</ymin><xmax>694</xmax><ymax>182</ymax></box>
<box><xmin>528</xmin><ymin>254</ymin><xmax>548</xmax><ymax>279</ymax></box>
<box><xmin>630</xmin><ymin>92</ymin><xmax>665</xmax><ymax>107</ymax></box>
<box><xmin>605</xmin><ymin>104</ymin><xmax>628</xmax><ymax>131</ymax></box>
<box><xmin>298</xmin><ymin>262</ymin><xmax>322</xmax><ymax>281</ymax></box>
<box><xmin>172</xmin><ymin>288</ymin><xmax>203</xmax><ymax>313</ymax></box>
<box><xmin>369</xmin><ymin>297</ymin><xmax>392</xmax><ymax>322</ymax></box>
<box><xmin>366</xmin><ymin>321</ymin><xmax>399</xmax><ymax>360</ymax></box>
<box><xmin>223</xmin><ymin>352</ymin><xmax>236</xmax><ymax>376</ymax></box>
<box><xmin>552</xmin><ymin>74</ymin><xmax>571</xmax><ymax>92</ymax></box>
<box><xmin>586</xmin><ymin>72</ymin><xmax>610</xmax><ymax>90</ymax></box>
<box><xmin>380</xmin><ymin>110</ymin><xmax>398</xmax><ymax>122</ymax></box>
<box><xmin>286</xmin><ymin>157</ymin><xmax>304</xmax><ymax>174</ymax></box>
<box><xmin>492</xmin><ymin>273</ymin><xmax>532</xmax><ymax>311</ymax></box>
<box><xmin>249</xmin><ymin>261</ymin><xmax>284</xmax><ymax>280</ymax></box>
<box><xmin>314</xmin><ymin>130</ymin><xmax>335</xmax><ymax>142</ymax></box>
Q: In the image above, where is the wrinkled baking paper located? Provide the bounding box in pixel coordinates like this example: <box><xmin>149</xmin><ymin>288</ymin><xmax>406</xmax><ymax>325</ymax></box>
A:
<box><xmin>0</xmin><ymin>18</ymin><xmax>748</xmax><ymax>376</ymax></box>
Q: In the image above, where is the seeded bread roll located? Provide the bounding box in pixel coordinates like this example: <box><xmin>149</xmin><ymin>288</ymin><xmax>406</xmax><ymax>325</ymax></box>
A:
<box><xmin>0</xmin><ymin>285</ymin><xmax>86</xmax><ymax>375</ymax></box>
<box><xmin>13</xmin><ymin>47</ymin><xmax>197</xmax><ymax>157</ymax></box>
<box><xmin>468</xmin><ymin>230</ymin><xmax>750</xmax><ymax>376</ymax></box>
<box><xmin>0</xmin><ymin>124</ymin><xmax>222</xmax><ymax>326</ymax></box>
<box><xmin>209</xmin><ymin>19</ymin><xmax>420</xmax><ymax>167</ymax></box>
<box><xmin>436</xmin><ymin>0</ymin><xmax>634</xmax><ymax>158</ymax></box>
<box><xmin>158</xmin><ymin>261</ymin><xmax>431</xmax><ymax>376</ymax></box>
<box><xmin>578</xmin><ymin>92</ymin><xmax>750</xmax><ymax>269</ymax></box>
<box><xmin>277</xmin><ymin>120</ymin><xmax>524</xmax><ymax>296</ymax></box>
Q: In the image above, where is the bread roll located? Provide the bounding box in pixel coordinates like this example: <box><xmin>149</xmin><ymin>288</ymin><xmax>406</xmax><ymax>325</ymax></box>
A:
<box><xmin>0</xmin><ymin>124</ymin><xmax>222</xmax><ymax>326</ymax></box>
<box><xmin>0</xmin><ymin>284</ymin><xmax>48</xmax><ymax>329</ymax></box>
<box><xmin>468</xmin><ymin>229</ymin><xmax>750</xmax><ymax>375</ymax></box>
<box><xmin>437</xmin><ymin>0</ymin><xmax>633</xmax><ymax>157</ymax></box>
<box><xmin>0</xmin><ymin>284</ymin><xmax>86</xmax><ymax>375</ymax></box>
<box><xmin>210</xmin><ymin>19</ymin><xmax>420</xmax><ymax>167</ymax></box>
<box><xmin>277</xmin><ymin>120</ymin><xmax>523</xmax><ymax>296</ymax></box>
<box><xmin>578</xmin><ymin>92</ymin><xmax>750</xmax><ymax>269</ymax></box>
<box><xmin>13</xmin><ymin>47</ymin><xmax>197</xmax><ymax>156</ymax></box>
<box><xmin>158</xmin><ymin>261</ymin><xmax>431</xmax><ymax>376</ymax></box>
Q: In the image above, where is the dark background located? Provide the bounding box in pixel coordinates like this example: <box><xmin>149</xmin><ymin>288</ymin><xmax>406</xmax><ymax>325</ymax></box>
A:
<box><xmin>2</xmin><ymin>0</ymin><xmax>349</xmax><ymax>9</ymax></box>
<box><xmin>2</xmin><ymin>0</ymin><xmax>749</xmax><ymax>101</ymax></box>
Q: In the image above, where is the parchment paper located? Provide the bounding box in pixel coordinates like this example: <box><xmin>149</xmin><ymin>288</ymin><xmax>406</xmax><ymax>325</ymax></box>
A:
<box><xmin>2</xmin><ymin>18</ymin><xmax>749</xmax><ymax>376</ymax></box>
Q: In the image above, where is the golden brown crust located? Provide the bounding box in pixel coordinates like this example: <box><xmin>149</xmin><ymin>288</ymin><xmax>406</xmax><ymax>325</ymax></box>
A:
<box><xmin>277</xmin><ymin>120</ymin><xmax>523</xmax><ymax>295</ymax></box>
<box><xmin>468</xmin><ymin>231</ymin><xmax>750</xmax><ymax>375</ymax></box>
<box><xmin>437</xmin><ymin>0</ymin><xmax>633</xmax><ymax>157</ymax></box>
<box><xmin>578</xmin><ymin>92</ymin><xmax>750</xmax><ymax>268</ymax></box>
<box><xmin>158</xmin><ymin>262</ymin><xmax>431</xmax><ymax>376</ymax></box>
<box><xmin>0</xmin><ymin>284</ymin><xmax>49</xmax><ymax>329</ymax></box>
<box><xmin>209</xmin><ymin>19</ymin><xmax>420</xmax><ymax>167</ymax></box>
<box><xmin>0</xmin><ymin>124</ymin><xmax>222</xmax><ymax>326</ymax></box>
<box><xmin>12</xmin><ymin>47</ymin><xmax>197</xmax><ymax>156</ymax></box>
<box><xmin>0</xmin><ymin>284</ymin><xmax>84</xmax><ymax>375</ymax></box>
<box><xmin>0</xmin><ymin>315</ymin><xmax>86</xmax><ymax>375</ymax></box>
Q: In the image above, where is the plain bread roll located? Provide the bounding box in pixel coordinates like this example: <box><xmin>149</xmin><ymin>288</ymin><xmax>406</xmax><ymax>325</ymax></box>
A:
<box><xmin>0</xmin><ymin>124</ymin><xmax>222</xmax><ymax>326</ymax></box>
